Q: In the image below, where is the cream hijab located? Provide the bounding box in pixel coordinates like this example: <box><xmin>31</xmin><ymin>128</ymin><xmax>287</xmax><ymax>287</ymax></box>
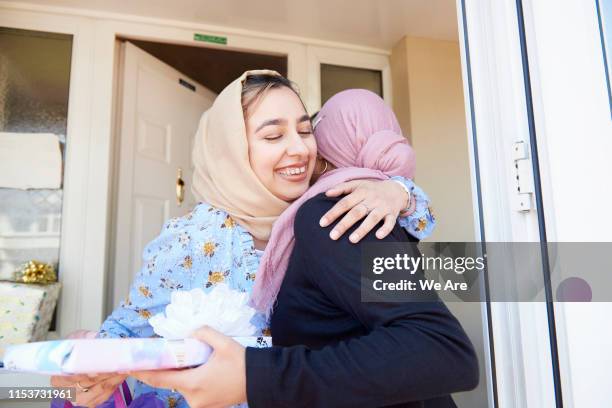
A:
<box><xmin>191</xmin><ymin>70</ymin><xmax>291</xmax><ymax>241</ymax></box>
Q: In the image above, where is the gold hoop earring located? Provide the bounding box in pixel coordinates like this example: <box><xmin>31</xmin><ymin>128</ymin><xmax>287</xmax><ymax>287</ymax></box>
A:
<box><xmin>314</xmin><ymin>159</ymin><xmax>328</xmax><ymax>175</ymax></box>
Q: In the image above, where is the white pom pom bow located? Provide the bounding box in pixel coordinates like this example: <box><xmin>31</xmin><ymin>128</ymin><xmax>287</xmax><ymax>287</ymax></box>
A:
<box><xmin>150</xmin><ymin>284</ymin><xmax>258</xmax><ymax>340</ymax></box>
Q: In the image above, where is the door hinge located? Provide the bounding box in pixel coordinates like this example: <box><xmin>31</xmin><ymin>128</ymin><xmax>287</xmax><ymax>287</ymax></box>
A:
<box><xmin>513</xmin><ymin>141</ymin><xmax>534</xmax><ymax>212</ymax></box>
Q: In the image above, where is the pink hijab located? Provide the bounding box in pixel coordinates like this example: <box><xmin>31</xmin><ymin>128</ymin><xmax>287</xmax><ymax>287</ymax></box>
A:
<box><xmin>251</xmin><ymin>89</ymin><xmax>416</xmax><ymax>317</ymax></box>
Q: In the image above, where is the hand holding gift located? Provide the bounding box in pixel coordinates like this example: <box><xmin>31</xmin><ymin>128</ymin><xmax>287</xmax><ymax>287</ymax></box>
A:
<box><xmin>130</xmin><ymin>326</ymin><xmax>248</xmax><ymax>408</ymax></box>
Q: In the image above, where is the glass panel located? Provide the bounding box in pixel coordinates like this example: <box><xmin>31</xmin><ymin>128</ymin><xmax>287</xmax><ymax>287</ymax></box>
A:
<box><xmin>0</xmin><ymin>28</ymin><xmax>72</xmax><ymax>286</ymax></box>
<box><xmin>597</xmin><ymin>0</ymin><xmax>612</xmax><ymax>117</ymax></box>
<box><xmin>320</xmin><ymin>63</ymin><xmax>382</xmax><ymax>105</ymax></box>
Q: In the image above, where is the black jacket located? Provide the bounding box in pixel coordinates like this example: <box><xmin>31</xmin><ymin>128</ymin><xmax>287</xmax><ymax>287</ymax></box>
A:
<box><xmin>246</xmin><ymin>194</ymin><xmax>479</xmax><ymax>407</ymax></box>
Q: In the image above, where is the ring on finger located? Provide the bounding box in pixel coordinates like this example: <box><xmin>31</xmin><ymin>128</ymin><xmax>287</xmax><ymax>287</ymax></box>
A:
<box><xmin>359</xmin><ymin>202</ymin><xmax>372</xmax><ymax>214</ymax></box>
<box><xmin>76</xmin><ymin>381</ymin><xmax>90</xmax><ymax>393</ymax></box>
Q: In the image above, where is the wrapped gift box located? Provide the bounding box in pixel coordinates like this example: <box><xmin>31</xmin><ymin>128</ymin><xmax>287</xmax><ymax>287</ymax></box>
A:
<box><xmin>3</xmin><ymin>336</ymin><xmax>271</xmax><ymax>374</ymax></box>
<box><xmin>0</xmin><ymin>281</ymin><xmax>61</xmax><ymax>357</ymax></box>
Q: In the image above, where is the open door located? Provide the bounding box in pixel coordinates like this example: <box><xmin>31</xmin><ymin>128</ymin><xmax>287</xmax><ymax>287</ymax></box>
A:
<box><xmin>111</xmin><ymin>42</ymin><xmax>217</xmax><ymax>309</ymax></box>
<box><xmin>459</xmin><ymin>0</ymin><xmax>612</xmax><ymax>406</ymax></box>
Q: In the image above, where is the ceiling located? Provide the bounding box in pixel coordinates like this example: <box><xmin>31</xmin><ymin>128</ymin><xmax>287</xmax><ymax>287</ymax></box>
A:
<box><xmin>8</xmin><ymin>0</ymin><xmax>459</xmax><ymax>49</ymax></box>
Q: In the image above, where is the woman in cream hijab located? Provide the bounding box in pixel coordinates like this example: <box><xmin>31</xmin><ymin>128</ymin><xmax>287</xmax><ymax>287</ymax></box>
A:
<box><xmin>53</xmin><ymin>70</ymin><xmax>428</xmax><ymax>408</ymax></box>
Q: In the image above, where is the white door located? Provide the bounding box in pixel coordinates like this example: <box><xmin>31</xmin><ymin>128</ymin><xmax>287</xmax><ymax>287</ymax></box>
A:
<box><xmin>111</xmin><ymin>42</ymin><xmax>216</xmax><ymax>308</ymax></box>
<box><xmin>461</xmin><ymin>0</ymin><xmax>612</xmax><ymax>406</ymax></box>
<box><xmin>519</xmin><ymin>1</ymin><xmax>612</xmax><ymax>407</ymax></box>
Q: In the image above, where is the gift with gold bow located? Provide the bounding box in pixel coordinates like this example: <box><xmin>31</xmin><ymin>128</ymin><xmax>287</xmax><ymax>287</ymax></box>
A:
<box><xmin>0</xmin><ymin>261</ymin><xmax>61</xmax><ymax>356</ymax></box>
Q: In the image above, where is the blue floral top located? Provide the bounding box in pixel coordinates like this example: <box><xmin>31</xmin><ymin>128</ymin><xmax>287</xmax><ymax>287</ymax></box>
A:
<box><xmin>98</xmin><ymin>179</ymin><xmax>435</xmax><ymax>408</ymax></box>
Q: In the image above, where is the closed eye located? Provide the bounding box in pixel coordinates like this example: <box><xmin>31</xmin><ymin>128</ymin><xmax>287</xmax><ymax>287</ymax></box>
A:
<box><xmin>265</xmin><ymin>134</ymin><xmax>283</xmax><ymax>141</ymax></box>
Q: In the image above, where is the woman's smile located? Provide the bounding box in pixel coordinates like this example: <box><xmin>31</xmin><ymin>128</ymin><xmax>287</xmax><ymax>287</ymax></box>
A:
<box><xmin>276</xmin><ymin>162</ymin><xmax>308</xmax><ymax>180</ymax></box>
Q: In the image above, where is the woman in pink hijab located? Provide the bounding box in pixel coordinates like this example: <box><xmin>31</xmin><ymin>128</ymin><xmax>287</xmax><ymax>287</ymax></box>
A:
<box><xmin>133</xmin><ymin>90</ymin><xmax>475</xmax><ymax>408</ymax></box>
<box><xmin>252</xmin><ymin>89</ymin><xmax>435</xmax><ymax>317</ymax></box>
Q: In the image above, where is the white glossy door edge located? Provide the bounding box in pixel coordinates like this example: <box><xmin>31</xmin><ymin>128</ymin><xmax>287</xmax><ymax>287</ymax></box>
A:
<box><xmin>457</xmin><ymin>0</ymin><xmax>558</xmax><ymax>407</ymax></box>
<box><xmin>304</xmin><ymin>45</ymin><xmax>392</xmax><ymax>113</ymax></box>
<box><xmin>520</xmin><ymin>0</ymin><xmax>612</xmax><ymax>407</ymax></box>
